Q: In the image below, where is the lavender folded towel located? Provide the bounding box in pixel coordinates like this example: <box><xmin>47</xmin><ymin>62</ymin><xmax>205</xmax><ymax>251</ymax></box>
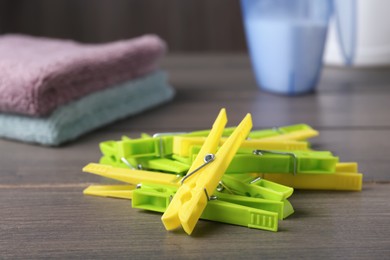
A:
<box><xmin>0</xmin><ymin>34</ymin><xmax>166</xmax><ymax>116</ymax></box>
<box><xmin>0</xmin><ymin>71</ymin><xmax>174</xmax><ymax>146</ymax></box>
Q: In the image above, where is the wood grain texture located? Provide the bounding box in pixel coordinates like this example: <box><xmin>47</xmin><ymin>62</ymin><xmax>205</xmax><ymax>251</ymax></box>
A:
<box><xmin>1</xmin><ymin>183</ymin><xmax>389</xmax><ymax>259</ymax></box>
<box><xmin>1</xmin><ymin>54</ymin><xmax>390</xmax><ymax>258</ymax></box>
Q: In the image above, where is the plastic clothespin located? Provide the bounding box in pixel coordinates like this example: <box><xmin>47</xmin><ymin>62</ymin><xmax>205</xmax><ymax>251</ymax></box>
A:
<box><xmin>99</xmin><ymin>136</ymin><xmax>135</xmax><ymax>168</ymax></box>
<box><xmin>99</xmin><ymin>155</ymin><xmax>190</xmax><ymax>174</ymax></box>
<box><xmin>258</xmin><ymin>124</ymin><xmax>319</xmax><ymax>141</ymax></box>
<box><xmin>219</xmin><ymin>174</ymin><xmax>294</xmax><ymax>202</ymax></box>
<box><xmin>259</xmin><ymin>162</ymin><xmax>362</xmax><ymax>191</ymax></box>
<box><xmin>137</xmin><ymin>157</ymin><xmax>189</xmax><ymax>174</ymax></box>
<box><xmin>245</xmin><ymin>124</ymin><xmax>317</xmax><ymax>140</ymax></box>
<box><xmin>335</xmin><ymin>162</ymin><xmax>358</xmax><ymax>173</ymax></box>
<box><xmin>172</xmin><ymin>136</ymin><xmax>310</xmax><ymax>157</ymax></box>
<box><xmin>99</xmin><ymin>136</ymin><xmax>132</xmax><ymax>156</ymax></box>
<box><xmin>133</xmin><ymin>183</ymin><xmax>278</xmax><ymax>232</ymax></box>
<box><xmin>118</xmin><ymin>135</ymin><xmax>175</xmax><ymax>159</ymax></box>
<box><xmin>188</xmin><ymin>123</ymin><xmax>317</xmax><ymax>140</ymax></box>
<box><xmin>213</xmin><ymin>191</ymin><xmax>294</xmax><ymax>220</ymax></box>
<box><xmin>82</xmin><ymin>163</ymin><xmax>182</xmax><ymax>186</ymax></box>
<box><xmin>83</xmin><ymin>184</ymin><xmax>136</xmax><ymax>200</ymax></box>
<box><xmin>99</xmin><ymin>134</ymin><xmax>190</xmax><ymax>174</ymax></box>
<box><xmin>82</xmin><ymin>171</ymin><xmax>294</xmax><ymax>220</ymax></box>
<box><xmin>161</xmin><ymin>109</ymin><xmax>253</xmax><ymax>235</ymax></box>
<box><xmin>225</xmin><ymin>150</ymin><xmax>339</xmax><ymax>174</ymax></box>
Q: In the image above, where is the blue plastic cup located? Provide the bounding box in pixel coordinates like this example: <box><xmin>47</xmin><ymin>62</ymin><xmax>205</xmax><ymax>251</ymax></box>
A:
<box><xmin>241</xmin><ymin>0</ymin><xmax>333</xmax><ymax>95</ymax></box>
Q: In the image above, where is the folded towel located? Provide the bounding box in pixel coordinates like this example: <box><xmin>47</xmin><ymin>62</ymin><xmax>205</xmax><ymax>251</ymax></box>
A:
<box><xmin>0</xmin><ymin>71</ymin><xmax>174</xmax><ymax>146</ymax></box>
<box><xmin>0</xmin><ymin>34</ymin><xmax>166</xmax><ymax>116</ymax></box>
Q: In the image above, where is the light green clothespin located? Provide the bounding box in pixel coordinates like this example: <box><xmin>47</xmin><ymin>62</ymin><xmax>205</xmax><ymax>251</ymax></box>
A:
<box><xmin>118</xmin><ymin>136</ymin><xmax>174</xmax><ymax>158</ymax></box>
<box><xmin>213</xmin><ymin>192</ymin><xmax>294</xmax><ymax>220</ymax></box>
<box><xmin>132</xmin><ymin>183</ymin><xmax>279</xmax><ymax>232</ymax></box>
<box><xmin>99</xmin><ymin>136</ymin><xmax>189</xmax><ymax>174</ymax></box>
<box><xmin>172</xmin><ymin>149</ymin><xmax>337</xmax><ymax>175</ymax></box>
<box><xmin>99</xmin><ymin>136</ymin><xmax>134</xmax><ymax>168</ymax></box>
<box><xmin>99</xmin><ymin>134</ymin><xmax>190</xmax><ymax>174</ymax></box>
<box><xmin>99</xmin><ymin>140</ymin><xmax>119</xmax><ymax>160</ymax></box>
<box><xmin>226</xmin><ymin>150</ymin><xmax>338</xmax><ymax>174</ymax></box>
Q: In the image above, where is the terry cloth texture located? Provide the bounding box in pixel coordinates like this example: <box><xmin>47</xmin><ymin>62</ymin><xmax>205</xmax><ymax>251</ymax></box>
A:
<box><xmin>0</xmin><ymin>34</ymin><xmax>166</xmax><ymax>116</ymax></box>
<box><xmin>0</xmin><ymin>71</ymin><xmax>174</xmax><ymax>146</ymax></box>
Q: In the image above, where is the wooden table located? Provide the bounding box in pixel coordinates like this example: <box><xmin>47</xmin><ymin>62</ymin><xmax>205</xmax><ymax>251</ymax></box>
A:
<box><xmin>1</xmin><ymin>55</ymin><xmax>390</xmax><ymax>259</ymax></box>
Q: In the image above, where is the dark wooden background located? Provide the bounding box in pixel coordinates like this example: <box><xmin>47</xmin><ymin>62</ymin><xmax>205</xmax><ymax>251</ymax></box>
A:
<box><xmin>0</xmin><ymin>0</ymin><xmax>247</xmax><ymax>51</ymax></box>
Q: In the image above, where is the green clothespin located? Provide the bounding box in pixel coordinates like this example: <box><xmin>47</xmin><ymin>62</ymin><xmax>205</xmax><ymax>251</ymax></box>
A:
<box><xmin>118</xmin><ymin>136</ymin><xmax>174</xmax><ymax>159</ymax></box>
<box><xmin>134</xmin><ymin>157</ymin><xmax>189</xmax><ymax>174</ymax></box>
<box><xmin>99</xmin><ymin>137</ymin><xmax>190</xmax><ymax>174</ymax></box>
<box><xmin>100</xmin><ymin>124</ymin><xmax>316</xmax><ymax>161</ymax></box>
<box><xmin>132</xmin><ymin>183</ymin><xmax>279</xmax><ymax>232</ymax></box>
<box><xmin>99</xmin><ymin>136</ymin><xmax>133</xmax><ymax>167</ymax></box>
<box><xmin>100</xmin><ymin>147</ymin><xmax>336</xmax><ymax>176</ymax></box>
<box><xmin>99</xmin><ymin>140</ymin><xmax>119</xmax><ymax>159</ymax></box>
<box><xmin>219</xmin><ymin>175</ymin><xmax>294</xmax><ymax>201</ymax></box>
<box><xmin>99</xmin><ymin>155</ymin><xmax>124</xmax><ymax>168</ymax></box>
<box><xmin>226</xmin><ymin>150</ymin><xmax>339</xmax><ymax>174</ymax></box>
<box><xmin>105</xmin><ymin>134</ymin><xmax>189</xmax><ymax>174</ymax></box>
<box><xmin>100</xmin><ymin>134</ymin><xmax>176</xmax><ymax>166</ymax></box>
<box><xmin>172</xmin><ymin>149</ymin><xmax>338</xmax><ymax>175</ymax></box>
<box><xmin>213</xmin><ymin>192</ymin><xmax>294</xmax><ymax>220</ymax></box>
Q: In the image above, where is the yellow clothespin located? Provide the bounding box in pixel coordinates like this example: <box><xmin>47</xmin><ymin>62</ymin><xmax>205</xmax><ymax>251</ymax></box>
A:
<box><xmin>83</xmin><ymin>184</ymin><xmax>136</xmax><ymax>200</ymax></box>
<box><xmin>82</xmin><ymin>163</ymin><xmax>182</xmax><ymax>186</ymax></box>
<box><xmin>161</xmin><ymin>109</ymin><xmax>253</xmax><ymax>235</ymax></box>
<box><xmin>260</xmin><ymin>126</ymin><xmax>318</xmax><ymax>141</ymax></box>
<box><xmin>172</xmin><ymin>136</ymin><xmax>309</xmax><ymax>157</ymax></box>
<box><xmin>82</xmin><ymin>162</ymin><xmax>187</xmax><ymax>200</ymax></box>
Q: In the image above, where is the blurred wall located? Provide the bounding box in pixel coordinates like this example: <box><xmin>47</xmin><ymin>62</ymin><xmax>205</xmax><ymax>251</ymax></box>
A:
<box><xmin>0</xmin><ymin>0</ymin><xmax>247</xmax><ymax>52</ymax></box>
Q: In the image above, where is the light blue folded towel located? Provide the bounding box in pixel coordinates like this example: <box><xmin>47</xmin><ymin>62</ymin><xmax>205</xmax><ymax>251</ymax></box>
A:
<box><xmin>0</xmin><ymin>71</ymin><xmax>174</xmax><ymax>146</ymax></box>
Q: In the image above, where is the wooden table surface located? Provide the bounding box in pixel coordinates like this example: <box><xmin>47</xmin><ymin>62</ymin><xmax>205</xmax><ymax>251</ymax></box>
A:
<box><xmin>1</xmin><ymin>54</ymin><xmax>390</xmax><ymax>259</ymax></box>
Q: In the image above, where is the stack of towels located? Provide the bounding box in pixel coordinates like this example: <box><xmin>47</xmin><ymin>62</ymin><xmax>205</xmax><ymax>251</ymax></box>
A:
<box><xmin>0</xmin><ymin>34</ymin><xmax>175</xmax><ymax>146</ymax></box>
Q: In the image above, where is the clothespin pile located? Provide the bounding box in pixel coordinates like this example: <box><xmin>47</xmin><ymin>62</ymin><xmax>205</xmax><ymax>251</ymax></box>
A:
<box><xmin>82</xmin><ymin>108</ymin><xmax>363</xmax><ymax>235</ymax></box>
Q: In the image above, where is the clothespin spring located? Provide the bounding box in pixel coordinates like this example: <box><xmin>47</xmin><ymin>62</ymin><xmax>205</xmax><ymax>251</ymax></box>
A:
<box><xmin>121</xmin><ymin>157</ymin><xmax>143</xmax><ymax>170</ymax></box>
<box><xmin>250</xmin><ymin>177</ymin><xmax>262</xmax><ymax>184</ymax></box>
<box><xmin>180</xmin><ymin>154</ymin><xmax>215</xmax><ymax>184</ymax></box>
